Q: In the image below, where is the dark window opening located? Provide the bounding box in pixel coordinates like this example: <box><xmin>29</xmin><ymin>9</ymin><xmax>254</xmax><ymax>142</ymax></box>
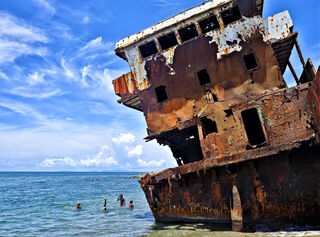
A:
<box><xmin>241</xmin><ymin>108</ymin><xmax>266</xmax><ymax>147</ymax></box>
<box><xmin>169</xmin><ymin>126</ymin><xmax>204</xmax><ymax>165</ymax></box>
<box><xmin>227</xmin><ymin>164</ymin><xmax>238</xmax><ymax>174</ymax></box>
<box><xmin>201</xmin><ymin>117</ymin><xmax>218</xmax><ymax>139</ymax></box>
<box><xmin>243</xmin><ymin>52</ymin><xmax>258</xmax><ymax>71</ymax></box>
<box><xmin>155</xmin><ymin>85</ymin><xmax>168</xmax><ymax>103</ymax></box>
<box><xmin>139</xmin><ymin>41</ymin><xmax>158</xmax><ymax>58</ymax></box>
<box><xmin>199</xmin><ymin>15</ymin><xmax>220</xmax><ymax>34</ymax></box>
<box><xmin>221</xmin><ymin>6</ymin><xmax>242</xmax><ymax>26</ymax></box>
<box><xmin>224</xmin><ymin>109</ymin><xmax>233</xmax><ymax>117</ymax></box>
<box><xmin>197</xmin><ymin>69</ymin><xmax>211</xmax><ymax>86</ymax></box>
<box><xmin>178</xmin><ymin>24</ymin><xmax>199</xmax><ymax>42</ymax></box>
<box><xmin>206</xmin><ymin>90</ymin><xmax>218</xmax><ymax>103</ymax></box>
<box><xmin>212</xmin><ymin>93</ymin><xmax>218</xmax><ymax>102</ymax></box>
<box><xmin>158</xmin><ymin>32</ymin><xmax>178</xmax><ymax>51</ymax></box>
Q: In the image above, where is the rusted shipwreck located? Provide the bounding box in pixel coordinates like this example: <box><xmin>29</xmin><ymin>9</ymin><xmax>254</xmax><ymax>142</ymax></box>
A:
<box><xmin>112</xmin><ymin>0</ymin><xmax>320</xmax><ymax>228</ymax></box>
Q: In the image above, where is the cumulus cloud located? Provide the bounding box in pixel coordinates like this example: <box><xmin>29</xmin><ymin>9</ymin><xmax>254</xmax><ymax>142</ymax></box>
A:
<box><xmin>127</xmin><ymin>145</ymin><xmax>143</xmax><ymax>157</ymax></box>
<box><xmin>80</xmin><ymin>156</ymin><xmax>118</xmax><ymax>167</ymax></box>
<box><xmin>137</xmin><ymin>158</ymin><xmax>166</xmax><ymax>167</ymax></box>
<box><xmin>39</xmin><ymin>145</ymin><xmax>118</xmax><ymax>168</ymax></box>
<box><xmin>80</xmin><ymin>145</ymin><xmax>118</xmax><ymax>167</ymax></box>
<box><xmin>112</xmin><ymin>133</ymin><xmax>135</xmax><ymax>144</ymax></box>
<box><xmin>40</xmin><ymin>157</ymin><xmax>76</xmax><ymax>167</ymax></box>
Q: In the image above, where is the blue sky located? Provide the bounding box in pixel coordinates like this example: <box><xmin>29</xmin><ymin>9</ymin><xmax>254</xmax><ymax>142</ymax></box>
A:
<box><xmin>0</xmin><ymin>0</ymin><xmax>319</xmax><ymax>171</ymax></box>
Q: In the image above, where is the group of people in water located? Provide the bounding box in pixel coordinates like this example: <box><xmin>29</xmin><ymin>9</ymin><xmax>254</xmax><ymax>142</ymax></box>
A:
<box><xmin>76</xmin><ymin>194</ymin><xmax>134</xmax><ymax>210</ymax></box>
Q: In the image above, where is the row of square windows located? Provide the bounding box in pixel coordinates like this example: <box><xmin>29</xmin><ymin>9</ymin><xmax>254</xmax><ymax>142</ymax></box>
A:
<box><xmin>139</xmin><ymin>6</ymin><xmax>242</xmax><ymax>59</ymax></box>
<box><xmin>154</xmin><ymin>51</ymin><xmax>259</xmax><ymax>103</ymax></box>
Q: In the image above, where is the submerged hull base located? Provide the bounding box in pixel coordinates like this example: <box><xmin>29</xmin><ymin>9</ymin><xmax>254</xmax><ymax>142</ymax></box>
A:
<box><xmin>139</xmin><ymin>145</ymin><xmax>320</xmax><ymax>229</ymax></box>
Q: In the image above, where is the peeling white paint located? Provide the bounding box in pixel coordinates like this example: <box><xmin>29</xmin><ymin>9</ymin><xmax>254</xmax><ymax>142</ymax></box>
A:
<box><xmin>116</xmin><ymin>0</ymin><xmax>232</xmax><ymax>49</ymax></box>
<box><xmin>119</xmin><ymin>10</ymin><xmax>293</xmax><ymax>93</ymax></box>
<box><xmin>162</xmin><ymin>45</ymin><xmax>177</xmax><ymax>66</ymax></box>
<box><xmin>125</xmin><ymin>46</ymin><xmax>147</xmax><ymax>92</ymax></box>
<box><xmin>207</xmin><ymin>11</ymin><xmax>293</xmax><ymax>59</ymax></box>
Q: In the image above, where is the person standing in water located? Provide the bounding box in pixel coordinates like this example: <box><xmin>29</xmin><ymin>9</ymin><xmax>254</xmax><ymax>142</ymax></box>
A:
<box><xmin>117</xmin><ymin>194</ymin><xmax>126</xmax><ymax>207</ymax></box>
<box><xmin>103</xmin><ymin>198</ymin><xmax>107</xmax><ymax>210</ymax></box>
<box><xmin>76</xmin><ymin>202</ymin><xmax>82</xmax><ymax>209</ymax></box>
<box><xmin>128</xmin><ymin>200</ymin><xmax>134</xmax><ymax>209</ymax></box>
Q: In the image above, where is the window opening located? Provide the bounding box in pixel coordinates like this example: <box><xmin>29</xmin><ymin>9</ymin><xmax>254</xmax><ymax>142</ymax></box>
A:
<box><xmin>224</xmin><ymin>109</ymin><xmax>233</xmax><ymax>117</ymax></box>
<box><xmin>158</xmin><ymin>32</ymin><xmax>178</xmax><ymax>51</ymax></box>
<box><xmin>178</xmin><ymin>24</ymin><xmax>199</xmax><ymax>42</ymax></box>
<box><xmin>212</xmin><ymin>93</ymin><xmax>218</xmax><ymax>102</ymax></box>
<box><xmin>199</xmin><ymin>15</ymin><xmax>219</xmax><ymax>34</ymax></box>
<box><xmin>197</xmin><ymin>69</ymin><xmax>211</xmax><ymax>86</ymax></box>
<box><xmin>155</xmin><ymin>85</ymin><xmax>168</xmax><ymax>103</ymax></box>
<box><xmin>243</xmin><ymin>52</ymin><xmax>258</xmax><ymax>71</ymax></box>
<box><xmin>200</xmin><ymin>117</ymin><xmax>218</xmax><ymax>139</ymax></box>
<box><xmin>241</xmin><ymin>108</ymin><xmax>266</xmax><ymax>147</ymax></box>
<box><xmin>139</xmin><ymin>41</ymin><xmax>158</xmax><ymax>58</ymax></box>
<box><xmin>205</xmin><ymin>90</ymin><xmax>218</xmax><ymax>103</ymax></box>
<box><xmin>221</xmin><ymin>6</ymin><xmax>242</xmax><ymax>26</ymax></box>
<box><xmin>169</xmin><ymin>126</ymin><xmax>204</xmax><ymax>165</ymax></box>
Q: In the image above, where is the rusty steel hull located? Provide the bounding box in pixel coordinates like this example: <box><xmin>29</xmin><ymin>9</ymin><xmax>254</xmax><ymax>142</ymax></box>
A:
<box><xmin>138</xmin><ymin>72</ymin><xmax>320</xmax><ymax>228</ymax></box>
<box><xmin>139</xmin><ymin>145</ymin><xmax>320</xmax><ymax>227</ymax></box>
<box><xmin>111</xmin><ymin>0</ymin><xmax>320</xmax><ymax>229</ymax></box>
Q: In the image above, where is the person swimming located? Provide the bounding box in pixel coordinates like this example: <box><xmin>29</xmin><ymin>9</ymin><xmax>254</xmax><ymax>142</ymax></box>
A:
<box><xmin>117</xmin><ymin>194</ymin><xmax>126</xmax><ymax>207</ymax></box>
<box><xmin>128</xmin><ymin>200</ymin><xmax>134</xmax><ymax>209</ymax></box>
<box><xmin>103</xmin><ymin>198</ymin><xmax>107</xmax><ymax>210</ymax></box>
<box><xmin>76</xmin><ymin>202</ymin><xmax>82</xmax><ymax>209</ymax></box>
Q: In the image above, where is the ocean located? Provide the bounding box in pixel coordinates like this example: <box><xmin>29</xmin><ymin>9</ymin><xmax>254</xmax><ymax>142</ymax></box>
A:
<box><xmin>0</xmin><ymin>172</ymin><xmax>319</xmax><ymax>237</ymax></box>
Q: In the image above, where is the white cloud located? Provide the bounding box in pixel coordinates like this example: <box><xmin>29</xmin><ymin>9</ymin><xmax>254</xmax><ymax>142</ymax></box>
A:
<box><xmin>137</xmin><ymin>158</ymin><xmax>166</xmax><ymax>167</ymax></box>
<box><xmin>9</xmin><ymin>87</ymin><xmax>62</xmax><ymax>99</ymax></box>
<box><xmin>0</xmin><ymin>101</ymin><xmax>47</xmax><ymax>122</ymax></box>
<box><xmin>61</xmin><ymin>58</ymin><xmax>77</xmax><ymax>79</ymax></box>
<box><xmin>80</xmin><ymin>37</ymin><xmax>113</xmax><ymax>53</ymax></box>
<box><xmin>0</xmin><ymin>71</ymin><xmax>8</xmax><ymax>80</ymax></box>
<box><xmin>40</xmin><ymin>145</ymin><xmax>118</xmax><ymax>168</ymax></box>
<box><xmin>83</xmin><ymin>16</ymin><xmax>90</xmax><ymax>24</ymax></box>
<box><xmin>112</xmin><ymin>133</ymin><xmax>135</xmax><ymax>144</ymax></box>
<box><xmin>32</xmin><ymin>0</ymin><xmax>55</xmax><ymax>16</ymax></box>
<box><xmin>0</xmin><ymin>12</ymin><xmax>48</xmax><ymax>43</ymax></box>
<box><xmin>149</xmin><ymin>0</ymin><xmax>181</xmax><ymax>8</ymax></box>
<box><xmin>127</xmin><ymin>145</ymin><xmax>143</xmax><ymax>157</ymax></box>
<box><xmin>80</xmin><ymin>156</ymin><xmax>118</xmax><ymax>167</ymax></box>
<box><xmin>80</xmin><ymin>65</ymin><xmax>92</xmax><ymax>88</ymax></box>
<box><xmin>0</xmin><ymin>13</ymin><xmax>48</xmax><ymax>64</ymax></box>
<box><xmin>40</xmin><ymin>157</ymin><xmax>76</xmax><ymax>167</ymax></box>
<box><xmin>0</xmin><ymin>40</ymin><xmax>47</xmax><ymax>64</ymax></box>
<box><xmin>26</xmin><ymin>72</ymin><xmax>45</xmax><ymax>85</ymax></box>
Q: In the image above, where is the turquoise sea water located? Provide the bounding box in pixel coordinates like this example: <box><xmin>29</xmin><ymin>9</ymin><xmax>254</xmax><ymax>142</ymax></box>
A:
<box><xmin>0</xmin><ymin>172</ymin><xmax>319</xmax><ymax>237</ymax></box>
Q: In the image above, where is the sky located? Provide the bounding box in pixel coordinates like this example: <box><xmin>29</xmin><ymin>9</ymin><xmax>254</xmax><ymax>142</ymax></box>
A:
<box><xmin>0</xmin><ymin>0</ymin><xmax>319</xmax><ymax>171</ymax></box>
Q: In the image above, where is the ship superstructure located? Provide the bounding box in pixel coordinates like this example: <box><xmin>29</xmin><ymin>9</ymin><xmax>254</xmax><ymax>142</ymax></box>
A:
<box><xmin>113</xmin><ymin>0</ymin><xmax>320</xmax><ymax>228</ymax></box>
